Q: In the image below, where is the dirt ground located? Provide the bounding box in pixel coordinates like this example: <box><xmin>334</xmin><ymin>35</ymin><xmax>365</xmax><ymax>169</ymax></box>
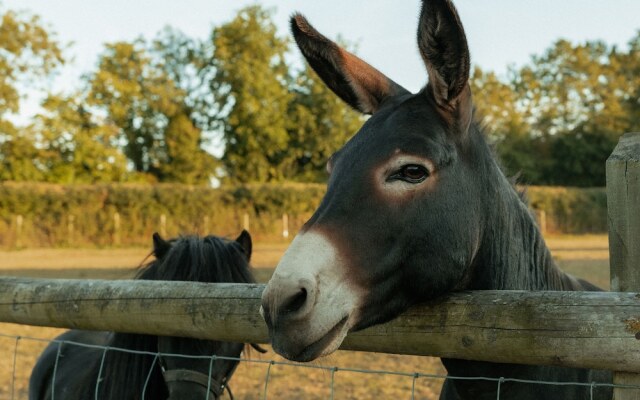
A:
<box><xmin>0</xmin><ymin>235</ymin><xmax>610</xmax><ymax>399</ymax></box>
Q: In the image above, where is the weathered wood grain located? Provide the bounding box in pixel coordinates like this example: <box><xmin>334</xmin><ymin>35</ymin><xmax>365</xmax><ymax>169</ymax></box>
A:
<box><xmin>607</xmin><ymin>132</ymin><xmax>640</xmax><ymax>399</ymax></box>
<box><xmin>0</xmin><ymin>277</ymin><xmax>639</xmax><ymax>373</ymax></box>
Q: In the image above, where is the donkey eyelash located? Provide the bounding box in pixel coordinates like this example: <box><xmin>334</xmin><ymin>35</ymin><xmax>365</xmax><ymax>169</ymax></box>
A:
<box><xmin>387</xmin><ymin>164</ymin><xmax>431</xmax><ymax>183</ymax></box>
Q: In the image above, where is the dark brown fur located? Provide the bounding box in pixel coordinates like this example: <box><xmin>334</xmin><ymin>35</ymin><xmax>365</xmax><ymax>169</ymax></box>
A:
<box><xmin>29</xmin><ymin>232</ymin><xmax>255</xmax><ymax>400</ymax></box>
<box><xmin>273</xmin><ymin>1</ymin><xmax>613</xmax><ymax>398</ymax></box>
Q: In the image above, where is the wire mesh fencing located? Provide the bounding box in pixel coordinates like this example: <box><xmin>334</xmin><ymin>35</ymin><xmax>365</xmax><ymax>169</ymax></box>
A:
<box><xmin>1</xmin><ymin>332</ymin><xmax>638</xmax><ymax>400</ymax></box>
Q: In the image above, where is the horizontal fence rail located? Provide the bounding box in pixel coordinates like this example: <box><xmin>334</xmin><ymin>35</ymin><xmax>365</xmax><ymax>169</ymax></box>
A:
<box><xmin>1</xmin><ymin>277</ymin><xmax>639</xmax><ymax>373</ymax></box>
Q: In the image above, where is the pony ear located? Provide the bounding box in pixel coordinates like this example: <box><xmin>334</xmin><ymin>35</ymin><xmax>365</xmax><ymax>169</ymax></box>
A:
<box><xmin>235</xmin><ymin>230</ymin><xmax>252</xmax><ymax>261</ymax></box>
<box><xmin>418</xmin><ymin>0</ymin><xmax>472</xmax><ymax>129</ymax></box>
<box><xmin>291</xmin><ymin>13</ymin><xmax>409</xmax><ymax>115</ymax></box>
<box><xmin>152</xmin><ymin>232</ymin><xmax>171</xmax><ymax>259</ymax></box>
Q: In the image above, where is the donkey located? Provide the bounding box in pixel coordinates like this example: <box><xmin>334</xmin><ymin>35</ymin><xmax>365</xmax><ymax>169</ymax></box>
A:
<box><xmin>260</xmin><ymin>1</ymin><xmax>612</xmax><ymax>399</ymax></box>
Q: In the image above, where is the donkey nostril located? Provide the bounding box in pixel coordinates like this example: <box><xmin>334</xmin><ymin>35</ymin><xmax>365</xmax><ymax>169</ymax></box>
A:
<box><xmin>283</xmin><ymin>288</ymin><xmax>308</xmax><ymax>314</ymax></box>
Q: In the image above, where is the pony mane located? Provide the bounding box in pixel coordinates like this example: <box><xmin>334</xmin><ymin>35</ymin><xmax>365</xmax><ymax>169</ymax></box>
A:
<box><xmin>137</xmin><ymin>234</ymin><xmax>254</xmax><ymax>284</ymax></box>
<box><xmin>95</xmin><ymin>234</ymin><xmax>254</xmax><ymax>400</ymax></box>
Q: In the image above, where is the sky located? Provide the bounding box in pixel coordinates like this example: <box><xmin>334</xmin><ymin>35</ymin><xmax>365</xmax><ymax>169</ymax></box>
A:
<box><xmin>4</xmin><ymin>0</ymin><xmax>640</xmax><ymax>119</ymax></box>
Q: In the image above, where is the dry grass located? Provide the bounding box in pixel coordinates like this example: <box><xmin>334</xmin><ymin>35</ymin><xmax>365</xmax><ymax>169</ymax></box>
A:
<box><xmin>545</xmin><ymin>234</ymin><xmax>610</xmax><ymax>289</ymax></box>
<box><xmin>229</xmin><ymin>349</ymin><xmax>445</xmax><ymax>399</ymax></box>
<box><xmin>0</xmin><ymin>235</ymin><xmax>610</xmax><ymax>399</ymax></box>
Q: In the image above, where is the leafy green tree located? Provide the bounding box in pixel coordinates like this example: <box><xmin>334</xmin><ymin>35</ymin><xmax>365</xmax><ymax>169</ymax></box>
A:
<box><xmin>470</xmin><ymin>67</ymin><xmax>547</xmax><ymax>183</ymax></box>
<box><xmin>286</xmin><ymin>64</ymin><xmax>363</xmax><ymax>182</ymax></box>
<box><xmin>31</xmin><ymin>94</ymin><xmax>130</xmax><ymax>183</ymax></box>
<box><xmin>88</xmin><ymin>38</ymin><xmax>216</xmax><ymax>184</ymax></box>
<box><xmin>511</xmin><ymin>39</ymin><xmax>629</xmax><ymax>186</ymax></box>
<box><xmin>88</xmin><ymin>41</ymin><xmax>175</xmax><ymax>178</ymax></box>
<box><xmin>474</xmin><ymin>37</ymin><xmax>640</xmax><ymax>187</ymax></box>
<box><xmin>160</xmin><ymin>112</ymin><xmax>217</xmax><ymax>184</ymax></box>
<box><xmin>151</xmin><ymin>27</ymin><xmax>218</xmax><ymax>133</ymax></box>
<box><xmin>150</xmin><ymin>28</ymin><xmax>218</xmax><ymax>184</ymax></box>
<box><xmin>618</xmin><ymin>32</ymin><xmax>640</xmax><ymax>134</ymax></box>
<box><xmin>0</xmin><ymin>124</ymin><xmax>45</xmax><ymax>181</ymax></box>
<box><xmin>0</xmin><ymin>5</ymin><xmax>64</xmax><ymax>181</ymax></box>
<box><xmin>0</xmin><ymin>7</ymin><xmax>63</xmax><ymax>119</ymax></box>
<box><xmin>211</xmin><ymin>6</ymin><xmax>292</xmax><ymax>183</ymax></box>
<box><xmin>212</xmin><ymin>6</ymin><xmax>365</xmax><ymax>184</ymax></box>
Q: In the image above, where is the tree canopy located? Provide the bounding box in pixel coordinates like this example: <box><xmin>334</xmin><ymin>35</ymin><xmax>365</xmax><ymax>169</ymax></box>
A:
<box><xmin>1</xmin><ymin>3</ymin><xmax>638</xmax><ymax>187</ymax></box>
<box><xmin>472</xmin><ymin>34</ymin><xmax>640</xmax><ymax>186</ymax></box>
<box><xmin>211</xmin><ymin>6</ymin><xmax>293</xmax><ymax>183</ymax></box>
<box><xmin>0</xmin><ymin>5</ymin><xmax>64</xmax><ymax>181</ymax></box>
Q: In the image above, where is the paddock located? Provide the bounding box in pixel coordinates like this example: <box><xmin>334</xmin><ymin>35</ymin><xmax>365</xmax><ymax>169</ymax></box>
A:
<box><xmin>0</xmin><ymin>133</ymin><xmax>639</xmax><ymax>399</ymax></box>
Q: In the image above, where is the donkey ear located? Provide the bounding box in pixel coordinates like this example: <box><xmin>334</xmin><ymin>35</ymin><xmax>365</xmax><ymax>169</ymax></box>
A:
<box><xmin>235</xmin><ymin>230</ymin><xmax>252</xmax><ymax>261</ymax></box>
<box><xmin>291</xmin><ymin>14</ymin><xmax>409</xmax><ymax>115</ymax></box>
<box><xmin>418</xmin><ymin>0</ymin><xmax>472</xmax><ymax>126</ymax></box>
<box><xmin>152</xmin><ymin>232</ymin><xmax>171</xmax><ymax>259</ymax></box>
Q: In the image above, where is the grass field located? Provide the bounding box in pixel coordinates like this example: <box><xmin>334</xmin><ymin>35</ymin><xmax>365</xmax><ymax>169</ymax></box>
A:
<box><xmin>0</xmin><ymin>235</ymin><xmax>610</xmax><ymax>399</ymax></box>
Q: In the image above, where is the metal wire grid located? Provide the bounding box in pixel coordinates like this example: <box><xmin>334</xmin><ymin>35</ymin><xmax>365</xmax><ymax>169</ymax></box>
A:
<box><xmin>2</xmin><ymin>332</ymin><xmax>638</xmax><ymax>400</ymax></box>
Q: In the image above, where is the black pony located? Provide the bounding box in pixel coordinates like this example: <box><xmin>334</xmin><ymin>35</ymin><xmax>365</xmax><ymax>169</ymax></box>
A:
<box><xmin>30</xmin><ymin>231</ymin><xmax>260</xmax><ymax>400</ymax></box>
<box><xmin>261</xmin><ymin>1</ymin><xmax>613</xmax><ymax>399</ymax></box>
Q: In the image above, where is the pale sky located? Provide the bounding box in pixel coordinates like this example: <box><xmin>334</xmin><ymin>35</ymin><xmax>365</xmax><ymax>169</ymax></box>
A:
<box><xmin>5</xmin><ymin>0</ymin><xmax>640</xmax><ymax>119</ymax></box>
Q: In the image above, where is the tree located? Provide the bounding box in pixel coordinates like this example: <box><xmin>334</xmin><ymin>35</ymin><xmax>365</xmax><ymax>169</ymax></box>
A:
<box><xmin>211</xmin><ymin>6</ymin><xmax>365</xmax><ymax>184</ymax></box>
<box><xmin>211</xmin><ymin>6</ymin><xmax>292</xmax><ymax>183</ymax></box>
<box><xmin>150</xmin><ymin>28</ymin><xmax>218</xmax><ymax>184</ymax></box>
<box><xmin>160</xmin><ymin>112</ymin><xmax>217</xmax><ymax>184</ymax></box>
<box><xmin>285</xmin><ymin>64</ymin><xmax>363</xmax><ymax>182</ymax></box>
<box><xmin>470</xmin><ymin>67</ymin><xmax>546</xmax><ymax>183</ymax></box>
<box><xmin>88</xmin><ymin>37</ymin><xmax>216</xmax><ymax>184</ymax></box>
<box><xmin>474</xmin><ymin>37</ymin><xmax>640</xmax><ymax>187</ymax></box>
<box><xmin>88</xmin><ymin>41</ymin><xmax>174</xmax><ymax>178</ymax></box>
<box><xmin>31</xmin><ymin>94</ymin><xmax>130</xmax><ymax>183</ymax></box>
<box><xmin>151</xmin><ymin>27</ymin><xmax>218</xmax><ymax>133</ymax></box>
<box><xmin>618</xmin><ymin>31</ymin><xmax>640</xmax><ymax>134</ymax></box>
<box><xmin>0</xmin><ymin>124</ymin><xmax>45</xmax><ymax>181</ymax></box>
<box><xmin>511</xmin><ymin>40</ymin><xmax>629</xmax><ymax>186</ymax></box>
<box><xmin>0</xmin><ymin>5</ymin><xmax>64</xmax><ymax>181</ymax></box>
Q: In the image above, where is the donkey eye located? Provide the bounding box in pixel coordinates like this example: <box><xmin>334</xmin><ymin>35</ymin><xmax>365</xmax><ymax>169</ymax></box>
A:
<box><xmin>390</xmin><ymin>164</ymin><xmax>430</xmax><ymax>183</ymax></box>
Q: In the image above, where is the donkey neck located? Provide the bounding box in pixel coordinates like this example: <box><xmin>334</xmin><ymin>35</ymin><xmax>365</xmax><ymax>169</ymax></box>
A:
<box><xmin>440</xmin><ymin>131</ymin><xmax>594</xmax><ymax>399</ymax></box>
<box><xmin>466</xmin><ymin>135</ymin><xmax>572</xmax><ymax>291</ymax></box>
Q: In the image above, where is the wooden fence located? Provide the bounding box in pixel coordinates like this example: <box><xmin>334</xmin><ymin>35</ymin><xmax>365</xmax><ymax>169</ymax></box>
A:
<box><xmin>7</xmin><ymin>211</ymin><xmax>295</xmax><ymax>248</ymax></box>
<box><xmin>0</xmin><ymin>279</ymin><xmax>639</xmax><ymax>373</ymax></box>
<box><xmin>0</xmin><ymin>133</ymin><xmax>639</xmax><ymax>398</ymax></box>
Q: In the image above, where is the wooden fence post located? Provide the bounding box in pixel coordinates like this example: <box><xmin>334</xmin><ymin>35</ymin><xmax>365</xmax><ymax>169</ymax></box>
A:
<box><xmin>160</xmin><ymin>214</ymin><xmax>167</xmax><ymax>238</ymax></box>
<box><xmin>282</xmin><ymin>213</ymin><xmax>289</xmax><ymax>239</ymax></box>
<box><xmin>203</xmin><ymin>216</ymin><xmax>210</xmax><ymax>235</ymax></box>
<box><xmin>243</xmin><ymin>213</ymin><xmax>250</xmax><ymax>231</ymax></box>
<box><xmin>606</xmin><ymin>132</ymin><xmax>640</xmax><ymax>399</ymax></box>
<box><xmin>15</xmin><ymin>215</ymin><xmax>23</xmax><ymax>249</ymax></box>
<box><xmin>113</xmin><ymin>212</ymin><xmax>121</xmax><ymax>246</ymax></box>
<box><xmin>537</xmin><ymin>210</ymin><xmax>547</xmax><ymax>235</ymax></box>
<box><xmin>67</xmin><ymin>215</ymin><xmax>75</xmax><ymax>245</ymax></box>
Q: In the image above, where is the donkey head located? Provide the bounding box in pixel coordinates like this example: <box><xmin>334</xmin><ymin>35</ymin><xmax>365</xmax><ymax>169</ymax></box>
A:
<box><xmin>262</xmin><ymin>0</ymin><xmax>489</xmax><ymax>362</ymax></box>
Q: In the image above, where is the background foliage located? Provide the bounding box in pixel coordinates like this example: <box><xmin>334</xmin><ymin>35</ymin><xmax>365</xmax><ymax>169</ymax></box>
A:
<box><xmin>472</xmin><ymin>35</ymin><xmax>640</xmax><ymax>186</ymax></box>
<box><xmin>0</xmin><ymin>4</ymin><xmax>638</xmax><ymax>187</ymax></box>
<box><xmin>0</xmin><ymin>182</ymin><xmax>326</xmax><ymax>247</ymax></box>
<box><xmin>0</xmin><ymin>183</ymin><xmax>606</xmax><ymax>248</ymax></box>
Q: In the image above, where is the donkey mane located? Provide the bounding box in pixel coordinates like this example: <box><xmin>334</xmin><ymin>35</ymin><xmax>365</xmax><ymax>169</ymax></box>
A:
<box><xmin>465</xmin><ymin>119</ymin><xmax>593</xmax><ymax>293</ymax></box>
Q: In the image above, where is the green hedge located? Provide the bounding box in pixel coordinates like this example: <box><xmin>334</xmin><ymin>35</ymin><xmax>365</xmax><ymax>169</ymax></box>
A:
<box><xmin>0</xmin><ymin>182</ymin><xmax>326</xmax><ymax>248</ymax></box>
<box><xmin>0</xmin><ymin>183</ymin><xmax>606</xmax><ymax>248</ymax></box>
<box><xmin>526</xmin><ymin>186</ymin><xmax>607</xmax><ymax>233</ymax></box>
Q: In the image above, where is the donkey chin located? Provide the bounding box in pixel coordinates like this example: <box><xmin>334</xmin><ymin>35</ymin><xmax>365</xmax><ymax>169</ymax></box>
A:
<box><xmin>261</xmin><ymin>231</ymin><xmax>362</xmax><ymax>361</ymax></box>
<box><xmin>269</xmin><ymin>312</ymin><xmax>352</xmax><ymax>362</ymax></box>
